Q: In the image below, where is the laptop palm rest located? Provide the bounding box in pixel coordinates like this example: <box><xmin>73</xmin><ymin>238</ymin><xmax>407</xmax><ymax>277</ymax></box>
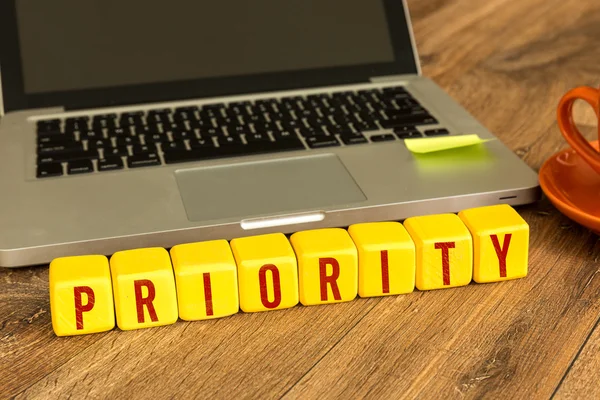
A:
<box><xmin>174</xmin><ymin>154</ymin><xmax>366</xmax><ymax>223</ymax></box>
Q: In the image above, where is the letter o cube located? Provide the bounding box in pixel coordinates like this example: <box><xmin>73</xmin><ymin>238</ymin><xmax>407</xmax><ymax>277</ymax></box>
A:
<box><xmin>231</xmin><ymin>233</ymin><xmax>299</xmax><ymax>312</ymax></box>
<box><xmin>110</xmin><ymin>248</ymin><xmax>178</xmax><ymax>330</ymax></box>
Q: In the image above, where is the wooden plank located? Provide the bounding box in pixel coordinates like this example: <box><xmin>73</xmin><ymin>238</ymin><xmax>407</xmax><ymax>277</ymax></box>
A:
<box><xmin>282</xmin><ymin>0</ymin><xmax>600</xmax><ymax>397</ymax></box>
<box><xmin>12</xmin><ymin>298</ymin><xmax>380</xmax><ymax>398</ymax></box>
<box><xmin>2</xmin><ymin>0</ymin><xmax>600</xmax><ymax>398</ymax></box>
<box><xmin>554</xmin><ymin>321</ymin><xmax>600</xmax><ymax>399</ymax></box>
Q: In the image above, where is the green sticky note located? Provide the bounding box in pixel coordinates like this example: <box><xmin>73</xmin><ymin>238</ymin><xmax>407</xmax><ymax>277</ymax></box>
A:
<box><xmin>404</xmin><ymin>134</ymin><xmax>494</xmax><ymax>154</ymax></box>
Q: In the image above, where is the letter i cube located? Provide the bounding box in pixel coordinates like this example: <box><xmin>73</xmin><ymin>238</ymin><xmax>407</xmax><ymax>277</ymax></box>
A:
<box><xmin>49</xmin><ymin>255</ymin><xmax>115</xmax><ymax>336</ymax></box>
<box><xmin>458</xmin><ymin>204</ymin><xmax>529</xmax><ymax>283</ymax></box>
<box><xmin>110</xmin><ymin>248</ymin><xmax>178</xmax><ymax>330</ymax></box>
<box><xmin>348</xmin><ymin>222</ymin><xmax>416</xmax><ymax>297</ymax></box>
<box><xmin>404</xmin><ymin>214</ymin><xmax>473</xmax><ymax>290</ymax></box>
<box><xmin>290</xmin><ymin>228</ymin><xmax>358</xmax><ymax>306</ymax></box>
<box><xmin>230</xmin><ymin>233</ymin><xmax>299</xmax><ymax>312</ymax></box>
<box><xmin>171</xmin><ymin>240</ymin><xmax>239</xmax><ymax>320</ymax></box>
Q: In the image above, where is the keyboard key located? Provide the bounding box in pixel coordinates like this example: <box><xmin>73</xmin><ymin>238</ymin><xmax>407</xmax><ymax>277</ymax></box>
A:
<box><xmin>87</xmin><ymin>138</ymin><xmax>113</xmax><ymax>148</ymax></box>
<box><xmin>132</xmin><ymin>144</ymin><xmax>157</xmax><ymax>155</ymax></box>
<box><xmin>305</xmin><ymin>136</ymin><xmax>340</xmax><ymax>149</ymax></box>
<box><xmin>162</xmin><ymin>141</ymin><xmax>187</xmax><ymax>151</ymax></box>
<box><xmin>172</xmin><ymin>130</ymin><xmax>197</xmax><ymax>141</ymax></box>
<box><xmin>245</xmin><ymin>133</ymin><xmax>271</xmax><ymax>143</ymax></box>
<box><xmin>92</xmin><ymin>115</ymin><xmax>117</xmax><ymax>129</ymax></box>
<box><xmin>98</xmin><ymin>156</ymin><xmax>124</xmax><ymax>171</ymax></box>
<box><xmin>38</xmin><ymin>150</ymin><xmax>98</xmax><ymax>164</ymax></box>
<box><xmin>298</xmin><ymin>126</ymin><xmax>327</xmax><ymax>138</ymax></box>
<box><xmin>104</xmin><ymin>146</ymin><xmax>129</xmax><ymax>157</ymax></box>
<box><xmin>67</xmin><ymin>159</ymin><xmax>94</xmax><ymax>175</ymax></box>
<box><xmin>379</xmin><ymin>115</ymin><xmax>438</xmax><ymax>128</ymax></box>
<box><xmin>144</xmin><ymin>133</ymin><xmax>166</xmax><ymax>143</ymax></box>
<box><xmin>424</xmin><ymin>128</ymin><xmax>450</xmax><ymax>136</ymax></box>
<box><xmin>199</xmin><ymin>126</ymin><xmax>224</xmax><ymax>136</ymax></box>
<box><xmin>370</xmin><ymin>134</ymin><xmax>396</xmax><ymax>142</ymax></box>
<box><xmin>64</xmin><ymin>119</ymin><xmax>89</xmax><ymax>133</ymax></box>
<box><xmin>252</xmin><ymin>122</ymin><xmax>277</xmax><ymax>132</ymax></box>
<box><xmin>127</xmin><ymin>153</ymin><xmax>161</xmax><ymax>168</ymax></box>
<box><xmin>38</xmin><ymin>143</ymin><xmax>84</xmax><ymax>154</ymax></box>
<box><xmin>189</xmin><ymin>138</ymin><xmax>215</xmax><ymax>149</ymax></box>
<box><xmin>218</xmin><ymin>136</ymin><xmax>243</xmax><ymax>147</ymax></box>
<box><xmin>354</xmin><ymin>120</ymin><xmax>379</xmax><ymax>131</ymax></box>
<box><xmin>395</xmin><ymin>130</ymin><xmax>422</xmax><ymax>139</ymax></box>
<box><xmin>38</xmin><ymin>133</ymin><xmax>75</xmax><ymax>145</ymax></box>
<box><xmin>37</xmin><ymin>163</ymin><xmax>63</xmax><ymax>178</ymax></box>
<box><xmin>107</xmin><ymin>127</ymin><xmax>131</xmax><ymax>137</ymax></box>
<box><xmin>116</xmin><ymin>136</ymin><xmax>139</xmax><ymax>147</ymax></box>
<box><xmin>226</xmin><ymin>124</ymin><xmax>250</xmax><ymax>135</ymax></box>
<box><xmin>163</xmin><ymin>137</ymin><xmax>304</xmax><ymax>164</ymax></box>
<box><xmin>81</xmin><ymin>129</ymin><xmax>104</xmax><ymax>140</ymax></box>
<box><xmin>272</xmin><ymin>130</ymin><xmax>296</xmax><ymax>141</ymax></box>
<box><xmin>340</xmin><ymin>133</ymin><xmax>367</xmax><ymax>145</ymax></box>
<box><xmin>37</xmin><ymin>119</ymin><xmax>61</xmax><ymax>129</ymax></box>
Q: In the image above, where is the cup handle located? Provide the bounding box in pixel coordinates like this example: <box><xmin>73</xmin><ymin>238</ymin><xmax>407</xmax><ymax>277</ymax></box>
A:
<box><xmin>557</xmin><ymin>86</ymin><xmax>600</xmax><ymax>170</ymax></box>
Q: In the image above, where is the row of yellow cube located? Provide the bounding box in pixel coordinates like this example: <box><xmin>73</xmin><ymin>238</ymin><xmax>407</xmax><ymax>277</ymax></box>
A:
<box><xmin>49</xmin><ymin>204</ymin><xmax>529</xmax><ymax>336</ymax></box>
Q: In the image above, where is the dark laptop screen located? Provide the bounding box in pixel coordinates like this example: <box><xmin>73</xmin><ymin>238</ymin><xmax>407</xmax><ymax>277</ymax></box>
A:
<box><xmin>16</xmin><ymin>0</ymin><xmax>396</xmax><ymax>94</ymax></box>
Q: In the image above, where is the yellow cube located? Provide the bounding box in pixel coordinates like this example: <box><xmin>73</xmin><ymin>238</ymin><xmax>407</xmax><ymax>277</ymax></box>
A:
<box><xmin>348</xmin><ymin>222</ymin><xmax>416</xmax><ymax>297</ymax></box>
<box><xmin>290</xmin><ymin>228</ymin><xmax>358</xmax><ymax>306</ymax></box>
<box><xmin>170</xmin><ymin>240</ymin><xmax>239</xmax><ymax>320</ymax></box>
<box><xmin>404</xmin><ymin>214</ymin><xmax>473</xmax><ymax>290</ymax></box>
<box><xmin>230</xmin><ymin>233</ymin><xmax>299</xmax><ymax>312</ymax></box>
<box><xmin>110</xmin><ymin>248</ymin><xmax>178</xmax><ymax>330</ymax></box>
<box><xmin>458</xmin><ymin>204</ymin><xmax>529</xmax><ymax>283</ymax></box>
<box><xmin>49</xmin><ymin>255</ymin><xmax>115</xmax><ymax>336</ymax></box>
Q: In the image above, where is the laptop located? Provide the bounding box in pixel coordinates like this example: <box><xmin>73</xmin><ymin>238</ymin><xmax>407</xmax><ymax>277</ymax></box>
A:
<box><xmin>0</xmin><ymin>0</ymin><xmax>540</xmax><ymax>268</ymax></box>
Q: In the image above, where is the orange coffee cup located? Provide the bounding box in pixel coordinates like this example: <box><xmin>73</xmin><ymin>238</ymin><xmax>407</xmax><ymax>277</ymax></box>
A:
<box><xmin>557</xmin><ymin>86</ymin><xmax>600</xmax><ymax>174</ymax></box>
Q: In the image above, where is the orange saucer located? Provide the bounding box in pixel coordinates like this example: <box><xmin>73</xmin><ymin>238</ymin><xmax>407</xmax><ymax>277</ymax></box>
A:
<box><xmin>539</xmin><ymin>140</ymin><xmax>600</xmax><ymax>233</ymax></box>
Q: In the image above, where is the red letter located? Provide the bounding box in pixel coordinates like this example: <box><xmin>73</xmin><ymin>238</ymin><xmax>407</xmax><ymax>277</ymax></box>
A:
<box><xmin>203</xmin><ymin>273</ymin><xmax>214</xmax><ymax>316</ymax></box>
<box><xmin>490</xmin><ymin>234</ymin><xmax>512</xmax><ymax>278</ymax></box>
<box><xmin>259</xmin><ymin>264</ymin><xmax>282</xmax><ymax>309</ymax></box>
<box><xmin>434</xmin><ymin>242</ymin><xmax>455</xmax><ymax>286</ymax></box>
<box><xmin>381</xmin><ymin>250</ymin><xmax>390</xmax><ymax>294</ymax></box>
<box><xmin>319</xmin><ymin>258</ymin><xmax>342</xmax><ymax>301</ymax></box>
<box><xmin>134</xmin><ymin>279</ymin><xmax>158</xmax><ymax>323</ymax></box>
<box><xmin>74</xmin><ymin>286</ymin><xmax>95</xmax><ymax>330</ymax></box>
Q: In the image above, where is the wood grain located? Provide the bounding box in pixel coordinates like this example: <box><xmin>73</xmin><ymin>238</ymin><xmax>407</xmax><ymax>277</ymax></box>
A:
<box><xmin>3</xmin><ymin>0</ymin><xmax>600</xmax><ymax>398</ymax></box>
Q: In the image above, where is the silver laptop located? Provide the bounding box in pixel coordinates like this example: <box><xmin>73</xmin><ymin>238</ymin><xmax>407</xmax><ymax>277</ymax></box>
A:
<box><xmin>0</xmin><ymin>0</ymin><xmax>540</xmax><ymax>268</ymax></box>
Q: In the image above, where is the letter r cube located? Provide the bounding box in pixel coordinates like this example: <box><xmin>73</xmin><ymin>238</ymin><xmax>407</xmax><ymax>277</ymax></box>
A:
<box><xmin>290</xmin><ymin>228</ymin><xmax>358</xmax><ymax>306</ymax></box>
<box><xmin>110</xmin><ymin>248</ymin><xmax>178</xmax><ymax>330</ymax></box>
<box><xmin>49</xmin><ymin>255</ymin><xmax>115</xmax><ymax>336</ymax></box>
<box><xmin>458</xmin><ymin>204</ymin><xmax>529</xmax><ymax>283</ymax></box>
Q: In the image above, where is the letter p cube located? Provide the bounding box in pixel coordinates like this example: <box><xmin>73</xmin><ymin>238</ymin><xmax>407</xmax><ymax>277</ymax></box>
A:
<box><xmin>49</xmin><ymin>255</ymin><xmax>115</xmax><ymax>336</ymax></box>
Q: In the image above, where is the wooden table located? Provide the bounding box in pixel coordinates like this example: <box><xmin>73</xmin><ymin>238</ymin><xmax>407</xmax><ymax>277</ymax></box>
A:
<box><xmin>3</xmin><ymin>0</ymin><xmax>600</xmax><ymax>398</ymax></box>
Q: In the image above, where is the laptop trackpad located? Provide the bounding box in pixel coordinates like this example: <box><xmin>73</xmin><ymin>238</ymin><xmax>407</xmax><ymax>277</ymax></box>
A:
<box><xmin>174</xmin><ymin>154</ymin><xmax>366</xmax><ymax>222</ymax></box>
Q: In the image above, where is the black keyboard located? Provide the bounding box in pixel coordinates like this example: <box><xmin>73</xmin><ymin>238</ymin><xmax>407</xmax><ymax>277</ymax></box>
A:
<box><xmin>35</xmin><ymin>86</ymin><xmax>447</xmax><ymax>178</ymax></box>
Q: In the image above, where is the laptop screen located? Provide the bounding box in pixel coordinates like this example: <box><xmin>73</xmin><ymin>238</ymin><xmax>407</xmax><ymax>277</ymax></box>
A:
<box><xmin>1</xmin><ymin>0</ymin><xmax>417</xmax><ymax>111</ymax></box>
<box><xmin>16</xmin><ymin>0</ymin><xmax>396</xmax><ymax>94</ymax></box>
